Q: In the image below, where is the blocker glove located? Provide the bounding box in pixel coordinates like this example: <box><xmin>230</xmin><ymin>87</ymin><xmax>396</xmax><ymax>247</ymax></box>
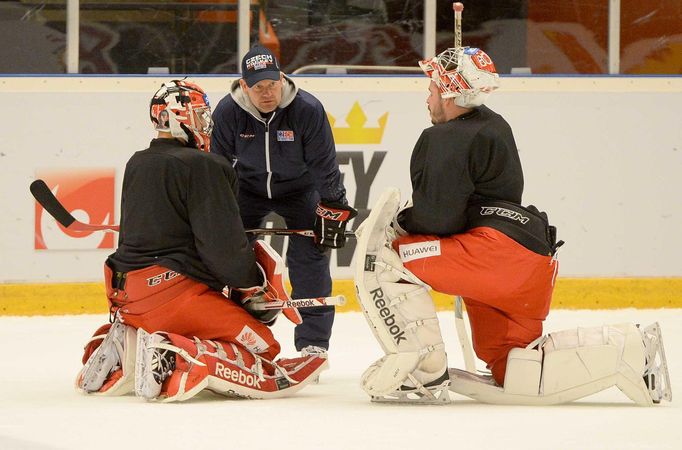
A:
<box><xmin>314</xmin><ymin>200</ymin><xmax>358</xmax><ymax>250</ymax></box>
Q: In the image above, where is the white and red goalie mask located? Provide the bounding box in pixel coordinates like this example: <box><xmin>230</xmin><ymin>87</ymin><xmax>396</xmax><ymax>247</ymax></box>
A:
<box><xmin>419</xmin><ymin>47</ymin><xmax>500</xmax><ymax>107</ymax></box>
<box><xmin>150</xmin><ymin>80</ymin><xmax>213</xmax><ymax>152</ymax></box>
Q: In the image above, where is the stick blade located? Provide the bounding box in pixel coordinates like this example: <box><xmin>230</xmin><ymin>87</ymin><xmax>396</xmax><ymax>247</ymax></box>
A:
<box><xmin>30</xmin><ymin>179</ymin><xmax>75</xmax><ymax>227</ymax></box>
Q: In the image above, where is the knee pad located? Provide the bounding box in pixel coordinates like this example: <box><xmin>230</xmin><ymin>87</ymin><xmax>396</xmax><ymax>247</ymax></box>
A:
<box><xmin>355</xmin><ymin>188</ymin><xmax>447</xmax><ymax>397</ymax></box>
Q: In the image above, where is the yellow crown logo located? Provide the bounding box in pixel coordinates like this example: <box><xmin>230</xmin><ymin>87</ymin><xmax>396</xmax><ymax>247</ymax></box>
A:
<box><xmin>327</xmin><ymin>102</ymin><xmax>388</xmax><ymax>145</ymax></box>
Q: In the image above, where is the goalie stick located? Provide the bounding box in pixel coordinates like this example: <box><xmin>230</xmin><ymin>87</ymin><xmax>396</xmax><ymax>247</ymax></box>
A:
<box><xmin>246</xmin><ymin>228</ymin><xmax>355</xmax><ymax>239</ymax></box>
<box><xmin>30</xmin><ymin>179</ymin><xmax>355</xmax><ymax>237</ymax></box>
<box><xmin>450</xmin><ymin>3</ymin><xmax>477</xmax><ymax>374</ymax></box>
<box><xmin>453</xmin><ymin>2</ymin><xmax>463</xmax><ymax>49</ymax></box>
<box><xmin>30</xmin><ymin>179</ymin><xmax>120</xmax><ymax>232</ymax></box>
<box><xmin>455</xmin><ymin>296</ymin><xmax>476</xmax><ymax>373</ymax></box>
<box><xmin>250</xmin><ymin>295</ymin><xmax>346</xmax><ymax>310</ymax></box>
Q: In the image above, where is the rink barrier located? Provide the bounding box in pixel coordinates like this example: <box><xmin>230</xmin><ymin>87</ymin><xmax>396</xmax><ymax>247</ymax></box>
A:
<box><xmin>1</xmin><ymin>278</ymin><xmax>681</xmax><ymax>316</ymax></box>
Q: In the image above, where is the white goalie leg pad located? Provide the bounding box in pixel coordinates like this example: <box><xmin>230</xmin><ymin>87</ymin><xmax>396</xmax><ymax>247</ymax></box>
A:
<box><xmin>76</xmin><ymin>321</ymin><xmax>137</xmax><ymax>396</ymax></box>
<box><xmin>450</xmin><ymin>323</ymin><xmax>669</xmax><ymax>406</ymax></box>
<box><xmin>359</xmin><ymin>276</ymin><xmax>449</xmax><ymax>401</ymax></box>
<box><xmin>541</xmin><ymin>323</ymin><xmax>652</xmax><ymax>405</ymax></box>
<box><xmin>355</xmin><ymin>188</ymin><xmax>447</xmax><ymax>399</ymax></box>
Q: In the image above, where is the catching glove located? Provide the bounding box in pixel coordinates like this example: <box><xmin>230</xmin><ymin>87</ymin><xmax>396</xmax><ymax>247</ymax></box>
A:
<box><xmin>314</xmin><ymin>201</ymin><xmax>358</xmax><ymax>249</ymax></box>
<box><xmin>238</xmin><ymin>240</ymin><xmax>303</xmax><ymax>325</ymax></box>
<box><xmin>234</xmin><ymin>285</ymin><xmax>281</xmax><ymax>326</ymax></box>
<box><xmin>391</xmin><ymin>198</ymin><xmax>412</xmax><ymax>237</ymax></box>
<box><xmin>222</xmin><ymin>240</ymin><xmax>302</xmax><ymax>325</ymax></box>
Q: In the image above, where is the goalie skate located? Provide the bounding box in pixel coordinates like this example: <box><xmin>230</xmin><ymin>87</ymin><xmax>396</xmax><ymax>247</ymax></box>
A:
<box><xmin>134</xmin><ymin>328</ymin><xmax>207</xmax><ymax>402</ymax></box>
<box><xmin>76</xmin><ymin>320</ymin><xmax>136</xmax><ymax>396</ymax></box>
<box><xmin>371</xmin><ymin>370</ymin><xmax>451</xmax><ymax>405</ymax></box>
<box><xmin>641</xmin><ymin>322</ymin><xmax>672</xmax><ymax>403</ymax></box>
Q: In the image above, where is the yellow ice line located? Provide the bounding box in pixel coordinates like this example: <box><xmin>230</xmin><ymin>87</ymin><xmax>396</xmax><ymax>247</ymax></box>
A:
<box><xmin>1</xmin><ymin>278</ymin><xmax>681</xmax><ymax>316</ymax></box>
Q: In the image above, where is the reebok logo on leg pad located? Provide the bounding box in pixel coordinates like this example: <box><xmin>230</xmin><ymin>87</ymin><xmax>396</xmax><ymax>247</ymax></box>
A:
<box><xmin>215</xmin><ymin>362</ymin><xmax>262</xmax><ymax>389</ymax></box>
<box><xmin>370</xmin><ymin>287</ymin><xmax>406</xmax><ymax>345</ymax></box>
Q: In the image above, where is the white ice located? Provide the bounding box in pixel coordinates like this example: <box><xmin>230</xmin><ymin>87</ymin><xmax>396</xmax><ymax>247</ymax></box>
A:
<box><xmin>1</xmin><ymin>309</ymin><xmax>680</xmax><ymax>450</ymax></box>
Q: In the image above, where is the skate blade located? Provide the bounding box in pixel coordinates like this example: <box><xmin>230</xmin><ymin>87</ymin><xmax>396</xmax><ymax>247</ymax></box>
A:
<box><xmin>371</xmin><ymin>379</ymin><xmax>452</xmax><ymax>405</ymax></box>
<box><xmin>642</xmin><ymin>322</ymin><xmax>672</xmax><ymax>403</ymax></box>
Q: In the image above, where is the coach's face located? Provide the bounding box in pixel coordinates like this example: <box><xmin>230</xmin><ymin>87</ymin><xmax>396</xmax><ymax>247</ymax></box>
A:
<box><xmin>426</xmin><ymin>81</ymin><xmax>446</xmax><ymax>124</ymax></box>
<box><xmin>242</xmin><ymin>76</ymin><xmax>283</xmax><ymax>113</ymax></box>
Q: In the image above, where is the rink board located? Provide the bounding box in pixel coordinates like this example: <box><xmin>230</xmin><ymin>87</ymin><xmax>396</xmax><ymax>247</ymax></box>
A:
<box><xmin>2</xmin><ymin>76</ymin><xmax>681</xmax><ymax>316</ymax></box>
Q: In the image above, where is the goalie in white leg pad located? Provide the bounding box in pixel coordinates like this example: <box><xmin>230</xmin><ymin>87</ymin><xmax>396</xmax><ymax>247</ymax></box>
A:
<box><xmin>449</xmin><ymin>322</ymin><xmax>672</xmax><ymax>406</ymax></box>
<box><xmin>355</xmin><ymin>188</ymin><xmax>449</xmax><ymax>403</ymax></box>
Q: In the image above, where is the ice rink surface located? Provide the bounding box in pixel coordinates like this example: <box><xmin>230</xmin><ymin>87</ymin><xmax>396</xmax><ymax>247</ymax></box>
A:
<box><xmin>1</xmin><ymin>309</ymin><xmax>679</xmax><ymax>450</ymax></box>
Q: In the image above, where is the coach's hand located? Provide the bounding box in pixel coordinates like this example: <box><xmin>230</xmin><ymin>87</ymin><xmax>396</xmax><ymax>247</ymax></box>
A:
<box><xmin>314</xmin><ymin>201</ymin><xmax>357</xmax><ymax>250</ymax></box>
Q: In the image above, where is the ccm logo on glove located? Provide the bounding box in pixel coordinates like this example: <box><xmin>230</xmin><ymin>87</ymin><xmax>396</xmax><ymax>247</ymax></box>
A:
<box><xmin>314</xmin><ymin>201</ymin><xmax>358</xmax><ymax>250</ymax></box>
<box><xmin>316</xmin><ymin>204</ymin><xmax>353</xmax><ymax>221</ymax></box>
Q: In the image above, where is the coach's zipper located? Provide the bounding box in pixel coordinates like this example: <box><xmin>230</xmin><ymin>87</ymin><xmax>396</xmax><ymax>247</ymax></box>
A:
<box><xmin>264</xmin><ymin>113</ymin><xmax>275</xmax><ymax>199</ymax></box>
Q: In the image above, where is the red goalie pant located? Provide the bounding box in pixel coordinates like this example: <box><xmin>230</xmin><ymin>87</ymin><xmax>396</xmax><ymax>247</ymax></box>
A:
<box><xmin>393</xmin><ymin>226</ymin><xmax>557</xmax><ymax>386</ymax></box>
<box><xmin>105</xmin><ymin>263</ymin><xmax>281</xmax><ymax>361</ymax></box>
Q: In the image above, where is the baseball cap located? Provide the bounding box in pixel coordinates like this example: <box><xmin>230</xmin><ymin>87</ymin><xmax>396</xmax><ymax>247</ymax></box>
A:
<box><xmin>241</xmin><ymin>45</ymin><xmax>281</xmax><ymax>87</ymax></box>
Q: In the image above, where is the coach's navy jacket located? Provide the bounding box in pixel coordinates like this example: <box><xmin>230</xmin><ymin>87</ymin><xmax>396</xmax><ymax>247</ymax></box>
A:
<box><xmin>210</xmin><ymin>75</ymin><xmax>346</xmax><ymax>202</ymax></box>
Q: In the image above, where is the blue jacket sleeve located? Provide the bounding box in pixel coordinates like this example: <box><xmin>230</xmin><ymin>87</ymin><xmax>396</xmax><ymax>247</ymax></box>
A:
<box><xmin>299</xmin><ymin>93</ymin><xmax>347</xmax><ymax>203</ymax></box>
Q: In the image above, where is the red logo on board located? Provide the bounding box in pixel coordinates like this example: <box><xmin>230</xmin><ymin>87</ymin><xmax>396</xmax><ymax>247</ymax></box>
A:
<box><xmin>34</xmin><ymin>169</ymin><xmax>116</xmax><ymax>250</ymax></box>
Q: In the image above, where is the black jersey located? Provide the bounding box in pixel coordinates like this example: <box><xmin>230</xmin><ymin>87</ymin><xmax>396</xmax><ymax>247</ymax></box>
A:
<box><xmin>108</xmin><ymin>138</ymin><xmax>261</xmax><ymax>291</ymax></box>
<box><xmin>399</xmin><ymin>105</ymin><xmax>523</xmax><ymax>236</ymax></box>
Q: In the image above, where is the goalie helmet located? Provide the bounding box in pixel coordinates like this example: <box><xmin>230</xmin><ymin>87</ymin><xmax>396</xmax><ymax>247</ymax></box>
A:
<box><xmin>150</xmin><ymin>80</ymin><xmax>213</xmax><ymax>152</ymax></box>
<box><xmin>419</xmin><ymin>47</ymin><xmax>500</xmax><ymax>107</ymax></box>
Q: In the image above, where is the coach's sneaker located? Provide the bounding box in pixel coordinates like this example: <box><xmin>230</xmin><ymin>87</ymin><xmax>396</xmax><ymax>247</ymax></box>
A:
<box><xmin>301</xmin><ymin>345</ymin><xmax>328</xmax><ymax>359</ymax></box>
<box><xmin>301</xmin><ymin>345</ymin><xmax>329</xmax><ymax>383</ymax></box>
<box><xmin>76</xmin><ymin>321</ymin><xmax>136</xmax><ymax>396</ymax></box>
<box><xmin>640</xmin><ymin>322</ymin><xmax>672</xmax><ymax>403</ymax></box>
